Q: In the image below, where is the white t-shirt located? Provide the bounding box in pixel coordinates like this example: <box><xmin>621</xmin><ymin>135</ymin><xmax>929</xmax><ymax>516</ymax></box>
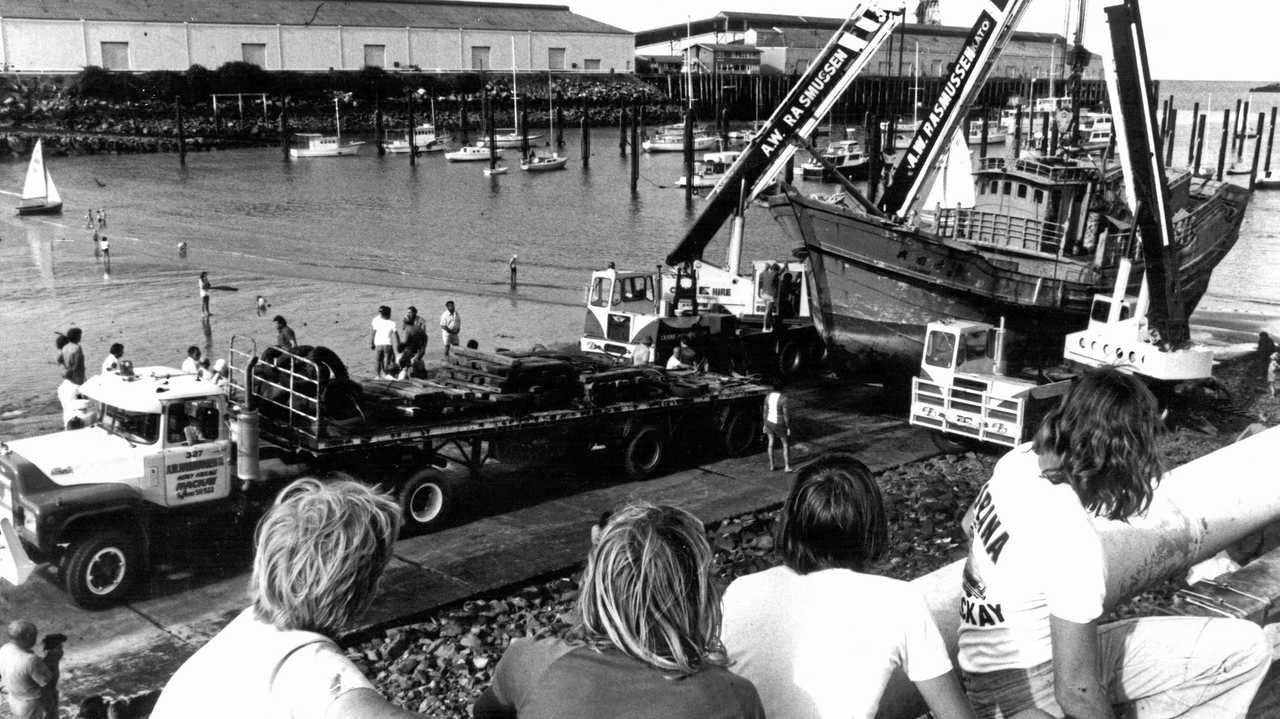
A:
<box><xmin>182</xmin><ymin>357</ymin><xmax>203</xmax><ymax>376</ymax></box>
<box><xmin>102</xmin><ymin>353</ymin><xmax>120</xmax><ymax>374</ymax></box>
<box><xmin>150</xmin><ymin>608</ymin><xmax>376</xmax><ymax>719</ymax></box>
<box><xmin>371</xmin><ymin>315</ymin><xmax>397</xmax><ymax>346</ymax></box>
<box><xmin>957</xmin><ymin>443</ymin><xmax>1107</xmax><ymax>674</ymax></box>
<box><xmin>722</xmin><ymin>566</ymin><xmax>953</xmax><ymax>719</ymax></box>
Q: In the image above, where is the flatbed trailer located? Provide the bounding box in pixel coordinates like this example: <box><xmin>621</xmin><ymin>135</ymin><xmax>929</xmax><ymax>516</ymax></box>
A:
<box><xmin>0</xmin><ymin>340</ymin><xmax>769</xmax><ymax>608</ymax></box>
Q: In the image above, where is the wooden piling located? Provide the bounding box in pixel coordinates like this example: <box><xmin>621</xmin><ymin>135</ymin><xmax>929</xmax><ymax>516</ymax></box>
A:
<box><xmin>630</xmin><ymin>109</ymin><xmax>640</xmax><ymax>193</ymax></box>
<box><xmin>375</xmin><ymin>93</ymin><xmax>385</xmax><ymax>156</ymax></box>
<box><xmin>407</xmin><ymin>93</ymin><xmax>416</xmax><ymax>167</ymax></box>
<box><xmin>1164</xmin><ymin>108</ymin><xmax>1177</xmax><ymax>166</ymax></box>
<box><xmin>1187</xmin><ymin>101</ymin><xmax>1200</xmax><ymax>166</ymax></box>
<box><xmin>980</xmin><ymin>113</ymin><xmax>990</xmax><ymax>159</ymax></box>
<box><xmin>1159</xmin><ymin>97</ymin><xmax>1168</xmax><ymax>137</ymax></box>
<box><xmin>785</xmin><ymin>155</ymin><xmax>794</xmax><ymax>185</ymax></box>
<box><xmin>581</xmin><ymin>115</ymin><xmax>590</xmax><ymax>169</ymax></box>
<box><xmin>277</xmin><ymin>96</ymin><xmax>293</xmax><ymax>161</ymax></box>
<box><xmin>521</xmin><ymin>100</ymin><xmax>530</xmax><ymax>159</ymax></box>
<box><xmin>460</xmin><ymin>98</ymin><xmax>469</xmax><ymax>145</ymax></box>
<box><xmin>619</xmin><ymin>107</ymin><xmax>627</xmax><ymax>157</ymax></box>
<box><xmin>1193</xmin><ymin>114</ymin><xmax>1207</xmax><ymax>177</ymax></box>
<box><xmin>1216</xmin><ymin>109</ymin><xmax>1230</xmax><ymax>181</ymax></box>
<box><xmin>555</xmin><ymin>106</ymin><xmax>564</xmax><ymax>147</ymax></box>
<box><xmin>176</xmin><ymin>96</ymin><xmax>187</xmax><ymax>166</ymax></box>
<box><xmin>1250</xmin><ymin>112</ymin><xmax>1265</xmax><ymax>188</ymax></box>
<box><xmin>1265</xmin><ymin>106</ymin><xmax>1278</xmax><ymax>176</ymax></box>
<box><xmin>683</xmin><ymin>110</ymin><xmax>695</xmax><ymax>207</ymax></box>
<box><xmin>1013</xmin><ymin>105</ymin><xmax>1023</xmax><ymax>155</ymax></box>
<box><xmin>867</xmin><ymin>117</ymin><xmax>881</xmax><ymax>204</ymax></box>
<box><xmin>1239</xmin><ymin>98</ymin><xmax>1251</xmax><ymax>161</ymax></box>
<box><xmin>1232</xmin><ymin>98</ymin><xmax>1243</xmax><ymax>154</ymax></box>
<box><xmin>1040</xmin><ymin>113</ymin><xmax>1050</xmax><ymax>154</ymax></box>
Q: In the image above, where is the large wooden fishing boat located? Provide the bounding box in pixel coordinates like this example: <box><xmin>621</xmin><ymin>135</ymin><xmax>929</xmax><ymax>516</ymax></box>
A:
<box><xmin>768</xmin><ymin>151</ymin><xmax>1251</xmax><ymax>376</ymax></box>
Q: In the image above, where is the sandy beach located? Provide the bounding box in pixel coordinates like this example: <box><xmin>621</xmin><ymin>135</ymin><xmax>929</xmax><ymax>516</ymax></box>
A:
<box><xmin>0</xmin><ymin>230</ymin><xmax>586</xmax><ymax>436</ymax></box>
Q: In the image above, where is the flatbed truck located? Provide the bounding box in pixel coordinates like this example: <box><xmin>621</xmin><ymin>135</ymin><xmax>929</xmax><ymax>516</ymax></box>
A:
<box><xmin>0</xmin><ymin>341</ymin><xmax>769</xmax><ymax>608</ymax></box>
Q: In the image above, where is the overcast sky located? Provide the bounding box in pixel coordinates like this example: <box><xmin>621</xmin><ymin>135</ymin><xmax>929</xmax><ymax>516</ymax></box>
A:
<box><xmin>550</xmin><ymin>1</ymin><xmax>1276</xmax><ymax>82</ymax></box>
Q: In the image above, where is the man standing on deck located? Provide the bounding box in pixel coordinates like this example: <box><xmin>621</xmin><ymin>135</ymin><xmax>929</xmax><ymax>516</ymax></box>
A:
<box><xmin>440</xmin><ymin>301</ymin><xmax>461</xmax><ymax>357</ymax></box>
<box><xmin>370</xmin><ymin>306</ymin><xmax>399</xmax><ymax>378</ymax></box>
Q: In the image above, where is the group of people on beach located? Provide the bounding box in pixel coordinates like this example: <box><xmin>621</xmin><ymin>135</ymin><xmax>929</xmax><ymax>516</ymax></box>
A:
<box><xmin>147</xmin><ymin>366</ymin><xmax>1274</xmax><ymax>719</ymax></box>
<box><xmin>371</xmin><ymin>300</ymin><xmax>464</xmax><ymax>379</ymax></box>
<box><xmin>87</xmin><ymin>208</ymin><xmax>110</xmax><ymax>269</ymax></box>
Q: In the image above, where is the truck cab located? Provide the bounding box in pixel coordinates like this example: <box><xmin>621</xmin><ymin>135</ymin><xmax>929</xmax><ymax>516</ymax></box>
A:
<box><xmin>0</xmin><ymin>367</ymin><xmax>234</xmax><ymax>607</ymax></box>
<box><xmin>910</xmin><ymin>320</ymin><xmax>1070</xmax><ymax>448</ymax></box>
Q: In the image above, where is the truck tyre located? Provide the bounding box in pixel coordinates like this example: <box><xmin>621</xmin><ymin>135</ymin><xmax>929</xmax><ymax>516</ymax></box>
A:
<box><xmin>721</xmin><ymin>410</ymin><xmax>762</xmax><ymax>457</ymax></box>
<box><xmin>65</xmin><ymin>530</ymin><xmax>140</xmax><ymax>609</ymax></box>
<box><xmin>622</xmin><ymin>426</ymin><xmax>665</xmax><ymax>481</ymax></box>
<box><xmin>930</xmin><ymin>430</ymin><xmax>976</xmax><ymax>454</ymax></box>
<box><xmin>777</xmin><ymin>338</ymin><xmax>807</xmax><ymax>379</ymax></box>
<box><xmin>398</xmin><ymin>470</ymin><xmax>461</xmax><ymax>533</ymax></box>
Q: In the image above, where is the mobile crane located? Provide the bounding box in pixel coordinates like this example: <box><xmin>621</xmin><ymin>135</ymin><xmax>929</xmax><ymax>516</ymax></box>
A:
<box><xmin>909</xmin><ymin>0</ymin><xmax>1214</xmax><ymax>448</ymax></box>
<box><xmin>581</xmin><ymin>2</ymin><xmax>903</xmax><ymax>375</ymax></box>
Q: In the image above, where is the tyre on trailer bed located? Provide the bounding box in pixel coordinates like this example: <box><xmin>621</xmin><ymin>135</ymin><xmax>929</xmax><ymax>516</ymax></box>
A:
<box><xmin>398</xmin><ymin>469</ymin><xmax>464</xmax><ymax>533</ymax></box>
<box><xmin>721</xmin><ymin>408</ymin><xmax>762</xmax><ymax>457</ymax></box>
<box><xmin>64</xmin><ymin>529</ymin><xmax>140</xmax><ymax>609</ymax></box>
<box><xmin>622</xmin><ymin>425</ymin><xmax>666</xmax><ymax>481</ymax></box>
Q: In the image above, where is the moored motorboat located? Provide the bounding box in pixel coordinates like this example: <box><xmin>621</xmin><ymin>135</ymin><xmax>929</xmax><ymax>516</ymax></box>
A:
<box><xmin>16</xmin><ymin>139</ymin><xmax>62</xmax><ymax>215</ymax></box>
<box><xmin>386</xmin><ymin>124</ymin><xmax>444</xmax><ymax>154</ymax></box>
<box><xmin>676</xmin><ymin>150</ymin><xmax>741</xmax><ymax>188</ymax></box>
<box><xmin>483</xmin><ymin>165</ymin><xmax>509</xmax><ymax>176</ymax></box>
<box><xmin>799</xmin><ymin>140</ymin><xmax>869</xmax><ymax>182</ymax></box>
<box><xmin>643</xmin><ymin>125</ymin><xmax>719</xmax><ymax>153</ymax></box>
<box><xmin>445</xmin><ymin>144</ymin><xmax>503</xmax><ymax>162</ymax></box>
<box><xmin>289</xmin><ymin>134</ymin><xmax>364</xmax><ymax>158</ymax></box>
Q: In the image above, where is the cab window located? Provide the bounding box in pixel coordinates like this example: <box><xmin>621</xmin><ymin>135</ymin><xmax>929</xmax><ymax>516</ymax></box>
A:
<box><xmin>589</xmin><ymin>277</ymin><xmax>611</xmax><ymax>308</ymax></box>
<box><xmin>924</xmin><ymin>331</ymin><xmax>957</xmax><ymax>368</ymax></box>
<box><xmin>99</xmin><ymin>405</ymin><xmax>160</xmax><ymax>444</ymax></box>
<box><xmin>166</xmin><ymin>400</ymin><xmax>220</xmax><ymax>445</ymax></box>
<box><xmin>617</xmin><ymin>275</ymin><xmax>653</xmax><ymax>304</ymax></box>
<box><xmin>956</xmin><ymin>330</ymin><xmax>994</xmax><ymax>374</ymax></box>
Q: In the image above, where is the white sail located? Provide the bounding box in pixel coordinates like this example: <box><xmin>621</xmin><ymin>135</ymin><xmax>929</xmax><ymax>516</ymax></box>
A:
<box><xmin>923</xmin><ymin>130</ymin><xmax>976</xmax><ymax>212</ymax></box>
<box><xmin>45</xmin><ymin>171</ymin><xmax>61</xmax><ymax>205</ymax></box>
<box><xmin>21</xmin><ymin>139</ymin><xmax>47</xmax><ymax>202</ymax></box>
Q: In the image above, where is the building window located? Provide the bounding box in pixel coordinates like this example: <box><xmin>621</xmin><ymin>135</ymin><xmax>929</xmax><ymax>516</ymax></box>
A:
<box><xmin>242</xmin><ymin>43</ymin><xmax>267</xmax><ymax>68</ymax></box>
<box><xmin>471</xmin><ymin>46</ymin><xmax>490</xmax><ymax>71</ymax></box>
<box><xmin>583</xmin><ymin>58</ymin><xmax>601</xmax><ymax>71</ymax></box>
<box><xmin>548</xmin><ymin>47</ymin><xmax>565</xmax><ymax>70</ymax></box>
<box><xmin>100</xmin><ymin>42</ymin><xmax>130</xmax><ymax>70</ymax></box>
<box><xmin>363</xmin><ymin>44</ymin><xmax>386</xmax><ymax>68</ymax></box>
<box><xmin>1034</xmin><ymin>189</ymin><xmax>1045</xmax><ymax>204</ymax></box>
<box><xmin>932</xmin><ymin>60</ymin><xmax>944</xmax><ymax>76</ymax></box>
<box><xmin>1017</xmin><ymin>184</ymin><xmax>1028</xmax><ymax>199</ymax></box>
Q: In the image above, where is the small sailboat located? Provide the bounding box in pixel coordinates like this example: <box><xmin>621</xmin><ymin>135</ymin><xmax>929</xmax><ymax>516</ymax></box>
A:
<box><xmin>520</xmin><ymin>152</ymin><xmax>568</xmax><ymax>172</ymax></box>
<box><xmin>17</xmin><ymin>139</ymin><xmax>63</xmax><ymax>215</ymax></box>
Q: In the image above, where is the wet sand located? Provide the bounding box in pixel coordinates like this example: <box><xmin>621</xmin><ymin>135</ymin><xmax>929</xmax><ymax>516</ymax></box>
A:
<box><xmin>0</xmin><ymin>233</ymin><xmax>583</xmax><ymax>433</ymax></box>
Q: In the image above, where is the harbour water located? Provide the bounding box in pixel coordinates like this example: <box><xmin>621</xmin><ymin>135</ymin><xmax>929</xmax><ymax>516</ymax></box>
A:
<box><xmin>2</xmin><ymin>80</ymin><xmax>1278</xmax><ymax>416</ymax></box>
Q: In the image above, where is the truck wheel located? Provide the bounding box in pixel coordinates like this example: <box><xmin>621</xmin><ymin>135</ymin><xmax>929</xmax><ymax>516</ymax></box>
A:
<box><xmin>398</xmin><ymin>470</ymin><xmax>460</xmax><ymax>533</ymax></box>
<box><xmin>622</xmin><ymin>426</ymin><xmax>665</xmax><ymax>481</ymax></box>
<box><xmin>930</xmin><ymin>430</ymin><xmax>975</xmax><ymax>454</ymax></box>
<box><xmin>721</xmin><ymin>410</ymin><xmax>762</xmax><ymax>457</ymax></box>
<box><xmin>777</xmin><ymin>339</ymin><xmax>807</xmax><ymax>379</ymax></box>
<box><xmin>65</xmin><ymin>530</ymin><xmax>140</xmax><ymax>609</ymax></box>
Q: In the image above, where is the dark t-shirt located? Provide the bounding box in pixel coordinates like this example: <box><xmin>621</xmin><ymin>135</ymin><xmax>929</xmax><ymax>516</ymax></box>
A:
<box><xmin>475</xmin><ymin>637</ymin><xmax>765</xmax><ymax>719</ymax></box>
<box><xmin>276</xmin><ymin>326</ymin><xmax>297</xmax><ymax>349</ymax></box>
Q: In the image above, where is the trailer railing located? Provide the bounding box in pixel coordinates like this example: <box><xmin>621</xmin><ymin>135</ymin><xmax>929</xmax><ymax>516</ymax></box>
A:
<box><xmin>227</xmin><ymin>337</ymin><xmax>335</xmax><ymax>442</ymax></box>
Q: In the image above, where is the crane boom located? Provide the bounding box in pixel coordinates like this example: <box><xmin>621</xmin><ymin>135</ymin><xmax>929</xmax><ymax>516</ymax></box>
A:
<box><xmin>1103</xmin><ymin>0</ymin><xmax>1188</xmax><ymax>345</ymax></box>
<box><xmin>666</xmin><ymin>2</ymin><xmax>900</xmax><ymax>267</ymax></box>
<box><xmin>878</xmin><ymin>0</ymin><xmax>1035</xmax><ymax>218</ymax></box>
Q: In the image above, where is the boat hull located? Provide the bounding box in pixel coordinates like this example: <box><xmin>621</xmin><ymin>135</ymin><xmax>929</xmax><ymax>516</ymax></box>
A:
<box><xmin>289</xmin><ymin>143</ymin><xmax>364</xmax><ymax>158</ymax></box>
<box><xmin>521</xmin><ymin>157</ymin><xmax>567</xmax><ymax>172</ymax></box>
<box><xmin>445</xmin><ymin>149</ymin><xmax>503</xmax><ymax>162</ymax></box>
<box><xmin>643</xmin><ymin>136</ymin><xmax>719</xmax><ymax>153</ymax></box>
<box><xmin>16</xmin><ymin>201</ymin><xmax>62</xmax><ymax>216</ymax></box>
<box><xmin>770</xmin><ymin>182</ymin><xmax>1249</xmax><ymax>378</ymax></box>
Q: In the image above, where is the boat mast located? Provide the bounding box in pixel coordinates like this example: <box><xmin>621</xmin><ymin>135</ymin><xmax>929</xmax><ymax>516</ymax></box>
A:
<box><xmin>686</xmin><ymin>17</ymin><xmax>695</xmax><ymax>112</ymax></box>
<box><xmin>334</xmin><ymin>96</ymin><xmax>341</xmax><ymax>144</ymax></box>
<box><xmin>511</xmin><ymin>36</ymin><xmax>519</xmax><ymax>134</ymax></box>
<box><xmin>912</xmin><ymin>42</ymin><xmax>920</xmax><ymax>129</ymax></box>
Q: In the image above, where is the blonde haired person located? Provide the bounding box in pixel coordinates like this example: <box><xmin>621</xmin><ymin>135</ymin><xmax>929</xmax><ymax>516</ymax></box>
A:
<box><xmin>474</xmin><ymin>502</ymin><xmax>764</xmax><ymax>719</ymax></box>
<box><xmin>150</xmin><ymin>478</ymin><xmax>422</xmax><ymax>719</ymax></box>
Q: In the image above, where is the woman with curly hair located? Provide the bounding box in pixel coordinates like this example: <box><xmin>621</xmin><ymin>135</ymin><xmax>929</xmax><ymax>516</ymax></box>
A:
<box><xmin>151</xmin><ymin>478</ymin><xmax>422</xmax><ymax>719</ymax></box>
<box><xmin>721</xmin><ymin>453</ymin><xmax>975</xmax><ymax>719</ymax></box>
<box><xmin>958</xmin><ymin>367</ymin><xmax>1271</xmax><ymax>719</ymax></box>
<box><xmin>474</xmin><ymin>502</ymin><xmax>764</xmax><ymax>719</ymax></box>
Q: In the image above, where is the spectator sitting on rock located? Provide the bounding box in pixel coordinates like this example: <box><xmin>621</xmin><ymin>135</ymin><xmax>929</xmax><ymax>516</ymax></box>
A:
<box><xmin>474</xmin><ymin>502</ymin><xmax>765</xmax><ymax>719</ymax></box>
<box><xmin>149</xmin><ymin>478</ymin><xmax>422</xmax><ymax>719</ymax></box>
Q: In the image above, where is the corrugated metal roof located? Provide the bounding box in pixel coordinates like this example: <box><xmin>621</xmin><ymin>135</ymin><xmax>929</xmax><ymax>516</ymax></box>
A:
<box><xmin>3</xmin><ymin>0</ymin><xmax>629</xmax><ymax>34</ymax></box>
<box><xmin>637</xmin><ymin>13</ymin><xmax>1070</xmax><ymax>47</ymax></box>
